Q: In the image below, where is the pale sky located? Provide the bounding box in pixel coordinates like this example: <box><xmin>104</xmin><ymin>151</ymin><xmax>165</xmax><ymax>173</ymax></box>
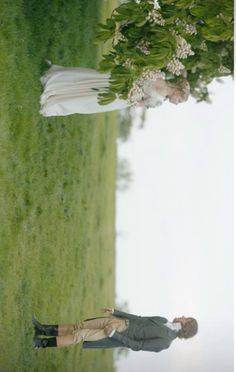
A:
<box><xmin>115</xmin><ymin>77</ymin><xmax>234</xmax><ymax>372</ymax></box>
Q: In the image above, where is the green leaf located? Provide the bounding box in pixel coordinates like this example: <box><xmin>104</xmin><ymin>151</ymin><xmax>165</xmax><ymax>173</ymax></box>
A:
<box><xmin>96</xmin><ymin>29</ymin><xmax>114</xmax><ymax>42</ymax></box>
<box><xmin>98</xmin><ymin>92</ymin><xmax>117</xmax><ymax>105</ymax></box>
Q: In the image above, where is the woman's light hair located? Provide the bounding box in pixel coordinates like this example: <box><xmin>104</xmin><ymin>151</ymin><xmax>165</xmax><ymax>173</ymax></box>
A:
<box><xmin>177</xmin><ymin>318</ymin><xmax>198</xmax><ymax>339</ymax></box>
<box><xmin>177</xmin><ymin>79</ymin><xmax>190</xmax><ymax>102</ymax></box>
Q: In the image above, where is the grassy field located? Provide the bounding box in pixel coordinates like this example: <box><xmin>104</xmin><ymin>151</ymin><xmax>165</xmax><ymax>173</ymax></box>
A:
<box><xmin>0</xmin><ymin>1</ymin><xmax>118</xmax><ymax>371</ymax></box>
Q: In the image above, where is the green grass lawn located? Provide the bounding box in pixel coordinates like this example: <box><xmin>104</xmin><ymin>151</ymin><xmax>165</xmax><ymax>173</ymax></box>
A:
<box><xmin>0</xmin><ymin>1</ymin><xmax>118</xmax><ymax>371</ymax></box>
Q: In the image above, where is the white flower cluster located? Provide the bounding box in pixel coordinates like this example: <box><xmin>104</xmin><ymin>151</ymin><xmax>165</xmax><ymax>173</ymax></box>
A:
<box><xmin>166</xmin><ymin>57</ymin><xmax>185</xmax><ymax>76</ymax></box>
<box><xmin>165</xmin><ymin>33</ymin><xmax>194</xmax><ymax>75</ymax></box>
<box><xmin>137</xmin><ymin>69</ymin><xmax>165</xmax><ymax>86</ymax></box>
<box><xmin>175</xmin><ymin>18</ymin><xmax>197</xmax><ymax>35</ymax></box>
<box><xmin>146</xmin><ymin>10</ymin><xmax>165</xmax><ymax>26</ymax></box>
<box><xmin>175</xmin><ymin>35</ymin><xmax>195</xmax><ymax>59</ymax></box>
<box><xmin>185</xmin><ymin>24</ymin><xmax>197</xmax><ymax>35</ymax></box>
<box><xmin>128</xmin><ymin>84</ymin><xmax>144</xmax><ymax>106</ymax></box>
<box><xmin>152</xmin><ymin>0</ymin><xmax>160</xmax><ymax>9</ymax></box>
<box><xmin>135</xmin><ymin>0</ymin><xmax>160</xmax><ymax>7</ymax></box>
<box><xmin>128</xmin><ymin>69</ymin><xmax>165</xmax><ymax>105</ymax></box>
<box><xmin>199</xmin><ymin>40</ymin><xmax>208</xmax><ymax>51</ymax></box>
<box><xmin>136</xmin><ymin>40</ymin><xmax>151</xmax><ymax>55</ymax></box>
<box><xmin>175</xmin><ymin>18</ymin><xmax>182</xmax><ymax>26</ymax></box>
<box><xmin>113</xmin><ymin>30</ymin><xmax>127</xmax><ymax>46</ymax></box>
<box><xmin>218</xmin><ymin>64</ymin><xmax>231</xmax><ymax>74</ymax></box>
<box><xmin>122</xmin><ymin>58</ymin><xmax>133</xmax><ymax>69</ymax></box>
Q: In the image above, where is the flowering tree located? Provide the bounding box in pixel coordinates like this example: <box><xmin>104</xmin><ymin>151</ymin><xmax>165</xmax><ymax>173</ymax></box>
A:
<box><xmin>96</xmin><ymin>0</ymin><xmax>233</xmax><ymax>104</ymax></box>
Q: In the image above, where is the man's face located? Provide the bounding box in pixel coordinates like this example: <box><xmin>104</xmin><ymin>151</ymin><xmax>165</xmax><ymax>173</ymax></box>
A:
<box><xmin>173</xmin><ymin>316</ymin><xmax>191</xmax><ymax>326</ymax></box>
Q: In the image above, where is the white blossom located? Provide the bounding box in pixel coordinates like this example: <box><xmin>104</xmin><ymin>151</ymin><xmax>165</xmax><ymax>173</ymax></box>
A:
<box><xmin>199</xmin><ymin>40</ymin><xmax>208</xmax><ymax>51</ymax></box>
<box><xmin>128</xmin><ymin>69</ymin><xmax>165</xmax><ymax>105</ymax></box>
<box><xmin>175</xmin><ymin>35</ymin><xmax>195</xmax><ymax>59</ymax></box>
<box><xmin>135</xmin><ymin>0</ymin><xmax>160</xmax><ymax>5</ymax></box>
<box><xmin>140</xmin><ymin>0</ymin><xmax>160</xmax><ymax>7</ymax></box>
<box><xmin>122</xmin><ymin>58</ymin><xmax>133</xmax><ymax>69</ymax></box>
<box><xmin>136</xmin><ymin>40</ymin><xmax>151</xmax><ymax>55</ymax></box>
<box><xmin>128</xmin><ymin>84</ymin><xmax>144</xmax><ymax>106</ymax></box>
<box><xmin>146</xmin><ymin>10</ymin><xmax>165</xmax><ymax>26</ymax></box>
<box><xmin>137</xmin><ymin>69</ymin><xmax>165</xmax><ymax>86</ymax></box>
<box><xmin>185</xmin><ymin>24</ymin><xmax>197</xmax><ymax>35</ymax></box>
<box><xmin>166</xmin><ymin>57</ymin><xmax>185</xmax><ymax>76</ymax></box>
<box><xmin>113</xmin><ymin>30</ymin><xmax>127</xmax><ymax>46</ymax></box>
<box><xmin>175</xmin><ymin>18</ymin><xmax>197</xmax><ymax>35</ymax></box>
<box><xmin>175</xmin><ymin>18</ymin><xmax>183</xmax><ymax>26</ymax></box>
<box><xmin>153</xmin><ymin>0</ymin><xmax>160</xmax><ymax>9</ymax></box>
<box><xmin>218</xmin><ymin>64</ymin><xmax>231</xmax><ymax>74</ymax></box>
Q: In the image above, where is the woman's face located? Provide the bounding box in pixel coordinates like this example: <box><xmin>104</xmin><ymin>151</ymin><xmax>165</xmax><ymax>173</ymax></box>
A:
<box><xmin>168</xmin><ymin>88</ymin><xmax>184</xmax><ymax>105</ymax></box>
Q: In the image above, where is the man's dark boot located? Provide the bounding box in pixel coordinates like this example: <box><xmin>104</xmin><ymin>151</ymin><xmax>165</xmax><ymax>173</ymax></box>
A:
<box><xmin>32</xmin><ymin>315</ymin><xmax>58</xmax><ymax>336</ymax></box>
<box><xmin>33</xmin><ymin>337</ymin><xmax>57</xmax><ymax>349</ymax></box>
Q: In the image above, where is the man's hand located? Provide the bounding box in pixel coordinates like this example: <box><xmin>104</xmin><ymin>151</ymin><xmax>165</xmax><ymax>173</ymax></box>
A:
<box><xmin>104</xmin><ymin>324</ymin><xmax>115</xmax><ymax>337</ymax></box>
<box><xmin>102</xmin><ymin>307</ymin><xmax>113</xmax><ymax>314</ymax></box>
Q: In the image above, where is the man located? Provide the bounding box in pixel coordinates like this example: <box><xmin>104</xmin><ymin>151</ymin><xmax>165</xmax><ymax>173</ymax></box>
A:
<box><xmin>32</xmin><ymin>307</ymin><xmax>198</xmax><ymax>352</ymax></box>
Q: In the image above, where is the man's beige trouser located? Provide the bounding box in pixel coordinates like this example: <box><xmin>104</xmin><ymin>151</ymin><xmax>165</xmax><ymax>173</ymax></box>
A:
<box><xmin>72</xmin><ymin>317</ymin><xmax>128</xmax><ymax>343</ymax></box>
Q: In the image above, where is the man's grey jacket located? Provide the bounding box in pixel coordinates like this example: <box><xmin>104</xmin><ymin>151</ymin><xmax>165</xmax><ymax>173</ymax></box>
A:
<box><xmin>83</xmin><ymin>309</ymin><xmax>178</xmax><ymax>352</ymax></box>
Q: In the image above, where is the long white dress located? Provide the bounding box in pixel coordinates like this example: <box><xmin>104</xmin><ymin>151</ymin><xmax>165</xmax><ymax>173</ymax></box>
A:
<box><xmin>40</xmin><ymin>65</ymin><xmax>164</xmax><ymax>116</ymax></box>
<box><xmin>40</xmin><ymin>65</ymin><xmax>129</xmax><ymax>116</ymax></box>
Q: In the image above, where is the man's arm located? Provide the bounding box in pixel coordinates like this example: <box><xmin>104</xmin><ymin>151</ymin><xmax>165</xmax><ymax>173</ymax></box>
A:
<box><xmin>112</xmin><ymin>309</ymin><xmax>142</xmax><ymax>320</ymax></box>
<box><xmin>102</xmin><ymin>309</ymin><xmax>168</xmax><ymax>324</ymax></box>
<box><xmin>102</xmin><ymin>307</ymin><xmax>142</xmax><ymax>320</ymax></box>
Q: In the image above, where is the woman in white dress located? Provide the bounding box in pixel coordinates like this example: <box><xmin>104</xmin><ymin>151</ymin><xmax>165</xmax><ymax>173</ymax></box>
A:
<box><xmin>40</xmin><ymin>64</ymin><xmax>190</xmax><ymax>116</ymax></box>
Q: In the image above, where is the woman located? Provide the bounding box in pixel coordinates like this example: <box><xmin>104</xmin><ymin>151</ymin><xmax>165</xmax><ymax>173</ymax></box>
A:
<box><xmin>39</xmin><ymin>64</ymin><xmax>190</xmax><ymax>116</ymax></box>
<box><xmin>32</xmin><ymin>307</ymin><xmax>198</xmax><ymax>352</ymax></box>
